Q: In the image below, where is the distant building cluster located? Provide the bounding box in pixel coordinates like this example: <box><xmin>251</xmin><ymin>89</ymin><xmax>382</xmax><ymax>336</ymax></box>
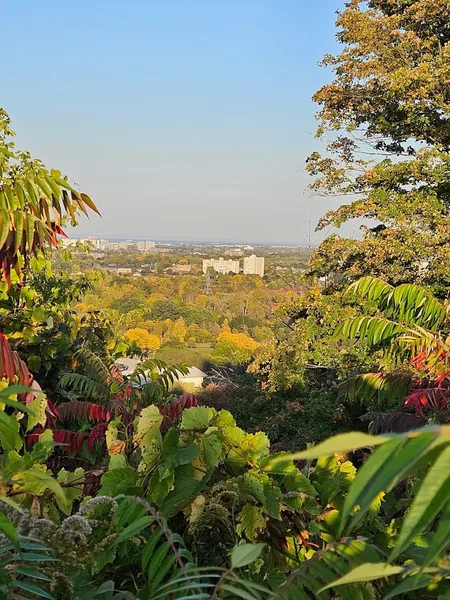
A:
<box><xmin>61</xmin><ymin>238</ymin><xmax>155</xmax><ymax>252</ymax></box>
<box><xmin>224</xmin><ymin>245</ymin><xmax>255</xmax><ymax>257</ymax></box>
<box><xmin>202</xmin><ymin>254</ymin><xmax>264</xmax><ymax>277</ymax></box>
<box><xmin>136</xmin><ymin>240</ymin><xmax>156</xmax><ymax>251</ymax></box>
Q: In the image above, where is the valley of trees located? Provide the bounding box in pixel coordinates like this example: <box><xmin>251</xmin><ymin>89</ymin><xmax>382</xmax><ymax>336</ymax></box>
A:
<box><xmin>0</xmin><ymin>1</ymin><xmax>450</xmax><ymax>598</ymax></box>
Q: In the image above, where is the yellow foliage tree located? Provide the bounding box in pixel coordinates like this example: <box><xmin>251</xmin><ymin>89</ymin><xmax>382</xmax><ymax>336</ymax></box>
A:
<box><xmin>124</xmin><ymin>328</ymin><xmax>161</xmax><ymax>352</ymax></box>
<box><xmin>166</xmin><ymin>318</ymin><xmax>187</xmax><ymax>343</ymax></box>
<box><xmin>212</xmin><ymin>331</ymin><xmax>259</xmax><ymax>365</ymax></box>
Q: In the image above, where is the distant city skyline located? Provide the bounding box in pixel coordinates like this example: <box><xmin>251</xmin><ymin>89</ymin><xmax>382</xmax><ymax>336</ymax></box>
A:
<box><xmin>3</xmin><ymin>0</ymin><xmax>354</xmax><ymax>245</ymax></box>
<box><xmin>67</xmin><ymin>234</ymin><xmax>317</xmax><ymax>248</ymax></box>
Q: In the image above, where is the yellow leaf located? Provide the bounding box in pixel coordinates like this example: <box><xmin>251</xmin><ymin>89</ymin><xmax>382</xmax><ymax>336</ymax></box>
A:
<box><xmin>108</xmin><ymin>440</ymin><xmax>126</xmax><ymax>456</ymax></box>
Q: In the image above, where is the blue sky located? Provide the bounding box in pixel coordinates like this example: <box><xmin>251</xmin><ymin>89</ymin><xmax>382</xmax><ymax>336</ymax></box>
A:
<box><xmin>3</xmin><ymin>0</ymin><xmax>350</xmax><ymax>244</ymax></box>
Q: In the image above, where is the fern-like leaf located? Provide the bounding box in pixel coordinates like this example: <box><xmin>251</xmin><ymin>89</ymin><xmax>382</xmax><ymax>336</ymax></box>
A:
<box><xmin>59</xmin><ymin>372</ymin><xmax>107</xmax><ymax>400</ymax></box>
<box><xmin>347</xmin><ymin>276</ymin><xmax>447</xmax><ymax>330</ymax></box>
<box><xmin>57</xmin><ymin>401</ymin><xmax>111</xmax><ymax>423</ymax></box>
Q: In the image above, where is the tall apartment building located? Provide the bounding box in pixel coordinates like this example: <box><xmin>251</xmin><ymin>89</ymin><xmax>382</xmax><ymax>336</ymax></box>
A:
<box><xmin>243</xmin><ymin>254</ymin><xmax>265</xmax><ymax>277</ymax></box>
<box><xmin>202</xmin><ymin>257</ymin><xmax>240</xmax><ymax>274</ymax></box>
<box><xmin>87</xmin><ymin>238</ymin><xmax>109</xmax><ymax>250</ymax></box>
<box><xmin>136</xmin><ymin>241</ymin><xmax>156</xmax><ymax>251</ymax></box>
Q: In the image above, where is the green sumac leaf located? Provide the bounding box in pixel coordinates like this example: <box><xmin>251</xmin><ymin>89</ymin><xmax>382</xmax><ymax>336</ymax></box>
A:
<box><xmin>13</xmin><ymin>581</ymin><xmax>55</xmax><ymax>600</ymax></box>
<box><xmin>320</xmin><ymin>562</ymin><xmax>402</xmax><ymax>591</ymax></box>
<box><xmin>114</xmin><ymin>516</ymin><xmax>153</xmax><ymax>546</ymax></box>
<box><xmin>231</xmin><ymin>543</ymin><xmax>265</xmax><ymax>568</ymax></box>
<box><xmin>342</xmin><ymin>433</ymin><xmax>436</xmax><ymax>536</ymax></box>
<box><xmin>391</xmin><ymin>442</ymin><xmax>450</xmax><ymax>560</ymax></box>
<box><xmin>275</xmin><ymin>431</ymin><xmax>390</xmax><ymax>463</ymax></box>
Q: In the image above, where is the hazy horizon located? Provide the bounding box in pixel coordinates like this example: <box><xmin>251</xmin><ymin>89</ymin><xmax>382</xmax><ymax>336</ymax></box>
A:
<box><xmin>3</xmin><ymin>0</ymin><xmax>354</xmax><ymax>245</ymax></box>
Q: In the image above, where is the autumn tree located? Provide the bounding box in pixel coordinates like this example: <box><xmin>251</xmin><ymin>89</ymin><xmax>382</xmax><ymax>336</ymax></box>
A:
<box><xmin>124</xmin><ymin>328</ymin><xmax>161</xmax><ymax>352</ymax></box>
<box><xmin>165</xmin><ymin>318</ymin><xmax>187</xmax><ymax>344</ymax></box>
<box><xmin>307</xmin><ymin>0</ymin><xmax>450</xmax><ymax>295</ymax></box>
<box><xmin>212</xmin><ymin>330</ymin><xmax>259</xmax><ymax>365</ymax></box>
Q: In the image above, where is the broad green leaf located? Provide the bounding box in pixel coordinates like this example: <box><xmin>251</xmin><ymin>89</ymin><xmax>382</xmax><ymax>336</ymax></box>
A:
<box><xmin>56</xmin><ymin>468</ymin><xmax>85</xmax><ymax>514</ymax></box>
<box><xmin>100</xmin><ymin>467</ymin><xmax>140</xmax><ymax>498</ymax></box>
<box><xmin>26</xmin><ymin>393</ymin><xmax>47</xmax><ymax>432</ymax></box>
<box><xmin>0</xmin><ymin>411</ymin><xmax>22</xmax><ymax>451</ymax></box>
<box><xmin>12</xmin><ymin>469</ymin><xmax>66</xmax><ymax>506</ymax></box>
<box><xmin>160</xmin><ymin>464</ymin><xmax>210</xmax><ymax>518</ymax></box>
<box><xmin>231</xmin><ymin>543</ymin><xmax>265</xmax><ymax>568</ymax></box>
<box><xmin>158</xmin><ymin>428</ymin><xmax>201</xmax><ymax>480</ymax></box>
<box><xmin>216</xmin><ymin>409</ymin><xmax>236</xmax><ymax>428</ymax></box>
<box><xmin>92</xmin><ymin>580</ymin><xmax>115</xmax><ymax>594</ymax></box>
<box><xmin>242</xmin><ymin>471</ymin><xmax>266</xmax><ymax>503</ymax></box>
<box><xmin>202</xmin><ymin>431</ymin><xmax>223</xmax><ymax>469</ymax></box>
<box><xmin>106</xmin><ymin>417</ymin><xmax>121</xmax><ymax>453</ymax></box>
<box><xmin>139</xmin><ymin>429</ymin><xmax>162</xmax><ymax>473</ymax></box>
<box><xmin>180</xmin><ymin>406</ymin><xmax>216</xmax><ymax>430</ymax></box>
<box><xmin>148</xmin><ymin>471</ymin><xmax>174</xmax><ymax>505</ymax></box>
<box><xmin>241</xmin><ymin>432</ymin><xmax>270</xmax><ymax>463</ymax></box>
<box><xmin>320</xmin><ymin>563</ymin><xmax>402</xmax><ymax>591</ymax></box>
<box><xmin>264</xmin><ymin>484</ymin><xmax>282</xmax><ymax>519</ymax></box>
<box><xmin>108</xmin><ymin>454</ymin><xmax>127</xmax><ymax>470</ymax></box>
<box><xmin>284</xmin><ymin>471</ymin><xmax>318</xmax><ymax>497</ymax></box>
<box><xmin>236</xmin><ymin>505</ymin><xmax>266</xmax><ymax>541</ymax></box>
<box><xmin>134</xmin><ymin>405</ymin><xmax>163</xmax><ymax>443</ymax></box>
<box><xmin>391</xmin><ymin>442</ymin><xmax>450</xmax><ymax>559</ymax></box>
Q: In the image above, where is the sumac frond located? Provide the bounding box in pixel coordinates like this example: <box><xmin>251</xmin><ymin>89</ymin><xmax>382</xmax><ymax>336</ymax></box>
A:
<box><xmin>160</xmin><ymin>393</ymin><xmax>198</xmax><ymax>428</ymax></box>
<box><xmin>88</xmin><ymin>422</ymin><xmax>109</xmax><ymax>452</ymax></box>
<box><xmin>57</xmin><ymin>401</ymin><xmax>111</xmax><ymax>423</ymax></box>
<box><xmin>368</xmin><ymin>411</ymin><xmax>426</xmax><ymax>434</ymax></box>
<box><xmin>404</xmin><ymin>386</ymin><xmax>450</xmax><ymax>416</ymax></box>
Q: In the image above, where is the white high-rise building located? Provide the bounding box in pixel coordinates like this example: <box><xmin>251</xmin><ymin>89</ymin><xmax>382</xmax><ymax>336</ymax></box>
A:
<box><xmin>243</xmin><ymin>255</ymin><xmax>265</xmax><ymax>277</ymax></box>
<box><xmin>137</xmin><ymin>241</ymin><xmax>156</xmax><ymax>251</ymax></box>
<box><xmin>90</xmin><ymin>238</ymin><xmax>109</xmax><ymax>250</ymax></box>
<box><xmin>202</xmin><ymin>257</ymin><xmax>240</xmax><ymax>274</ymax></box>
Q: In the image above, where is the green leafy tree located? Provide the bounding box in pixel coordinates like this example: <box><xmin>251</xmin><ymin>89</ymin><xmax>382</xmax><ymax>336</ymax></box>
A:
<box><xmin>306</xmin><ymin>0</ymin><xmax>450</xmax><ymax>295</ymax></box>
